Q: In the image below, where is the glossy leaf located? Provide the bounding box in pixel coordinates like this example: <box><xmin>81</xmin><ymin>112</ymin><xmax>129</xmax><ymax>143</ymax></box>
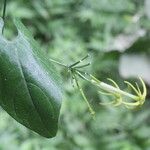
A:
<box><xmin>0</xmin><ymin>18</ymin><xmax>62</xmax><ymax>138</ymax></box>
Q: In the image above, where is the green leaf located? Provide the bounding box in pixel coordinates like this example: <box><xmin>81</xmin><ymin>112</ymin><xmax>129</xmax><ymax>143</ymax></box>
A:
<box><xmin>0</xmin><ymin>18</ymin><xmax>62</xmax><ymax>138</ymax></box>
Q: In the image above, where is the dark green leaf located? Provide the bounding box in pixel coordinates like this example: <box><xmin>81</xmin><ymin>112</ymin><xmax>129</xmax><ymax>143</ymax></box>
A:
<box><xmin>0</xmin><ymin>18</ymin><xmax>62</xmax><ymax>138</ymax></box>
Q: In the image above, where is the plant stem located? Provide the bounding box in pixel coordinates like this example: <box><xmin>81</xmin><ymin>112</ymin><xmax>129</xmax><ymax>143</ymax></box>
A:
<box><xmin>73</xmin><ymin>73</ymin><xmax>95</xmax><ymax>117</ymax></box>
<box><xmin>69</xmin><ymin>54</ymin><xmax>89</xmax><ymax>68</ymax></box>
<box><xmin>49</xmin><ymin>58</ymin><xmax>67</xmax><ymax>68</ymax></box>
<box><xmin>2</xmin><ymin>0</ymin><xmax>7</xmax><ymax>34</ymax></box>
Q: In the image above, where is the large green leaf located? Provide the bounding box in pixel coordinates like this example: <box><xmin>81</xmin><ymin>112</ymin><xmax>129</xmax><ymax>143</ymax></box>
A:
<box><xmin>0</xmin><ymin>18</ymin><xmax>62</xmax><ymax>138</ymax></box>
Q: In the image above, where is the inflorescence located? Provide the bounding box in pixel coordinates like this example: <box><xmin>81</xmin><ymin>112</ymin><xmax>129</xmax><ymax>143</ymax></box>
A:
<box><xmin>50</xmin><ymin>54</ymin><xmax>147</xmax><ymax>117</ymax></box>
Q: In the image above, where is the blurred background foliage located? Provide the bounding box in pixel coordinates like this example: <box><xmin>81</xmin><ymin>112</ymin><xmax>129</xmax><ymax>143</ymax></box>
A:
<box><xmin>0</xmin><ymin>0</ymin><xmax>150</xmax><ymax>150</ymax></box>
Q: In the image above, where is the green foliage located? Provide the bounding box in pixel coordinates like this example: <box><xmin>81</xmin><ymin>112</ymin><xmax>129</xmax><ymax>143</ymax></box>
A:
<box><xmin>0</xmin><ymin>18</ymin><xmax>62</xmax><ymax>138</ymax></box>
<box><xmin>0</xmin><ymin>0</ymin><xmax>150</xmax><ymax>149</ymax></box>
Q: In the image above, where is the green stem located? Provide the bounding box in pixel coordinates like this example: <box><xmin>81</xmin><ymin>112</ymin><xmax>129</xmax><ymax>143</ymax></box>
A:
<box><xmin>2</xmin><ymin>0</ymin><xmax>7</xmax><ymax>34</ymax></box>
<box><xmin>49</xmin><ymin>58</ymin><xmax>67</xmax><ymax>68</ymax></box>
<box><xmin>74</xmin><ymin>63</ymin><xmax>91</xmax><ymax>69</ymax></box>
<box><xmin>73</xmin><ymin>73</ymin><xmax>95</xmax><ymax>117</ymax></box>
<box><xmin>69</xmin><ymin>54</ymin><xmax>89</xmax><ymax>68</ymax></box>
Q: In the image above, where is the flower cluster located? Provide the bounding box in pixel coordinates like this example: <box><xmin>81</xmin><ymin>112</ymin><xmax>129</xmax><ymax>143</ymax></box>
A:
<box><xmin>50</xmin><ymin>54</ymin><xmax>147</xmax><ymax>117</ymax></box>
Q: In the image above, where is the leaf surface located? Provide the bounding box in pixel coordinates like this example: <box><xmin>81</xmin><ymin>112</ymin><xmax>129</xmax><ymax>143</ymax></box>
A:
<box><xmin>0</xmin><ymin>18</ymin><xmax>62</xmax><ymax>138</ymax></box>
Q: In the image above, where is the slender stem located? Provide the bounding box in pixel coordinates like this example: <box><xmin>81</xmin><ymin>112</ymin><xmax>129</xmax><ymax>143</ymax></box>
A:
<box><xmin>74</xmin><ymin>63</ymin><xmax>91</xmax><ymax>69</ymax></box>
<box><xmin>2</xmin><ymin>0</ymin><xmax>7</xmax><ymax>34</ymax></box>
<box><xmin>49</xmin><ymin>58</ymin><xmax>67</xmax><ymax>68</ymax></box>
<box><xmin>73</xmin><ymin>73</ymin><xmax>95</xmax><ymax>117</ymax></box>
<box><xmin>69</xmin><ymin>54</ymin><xmax>89</xmax><ymax>68</ymax></box>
